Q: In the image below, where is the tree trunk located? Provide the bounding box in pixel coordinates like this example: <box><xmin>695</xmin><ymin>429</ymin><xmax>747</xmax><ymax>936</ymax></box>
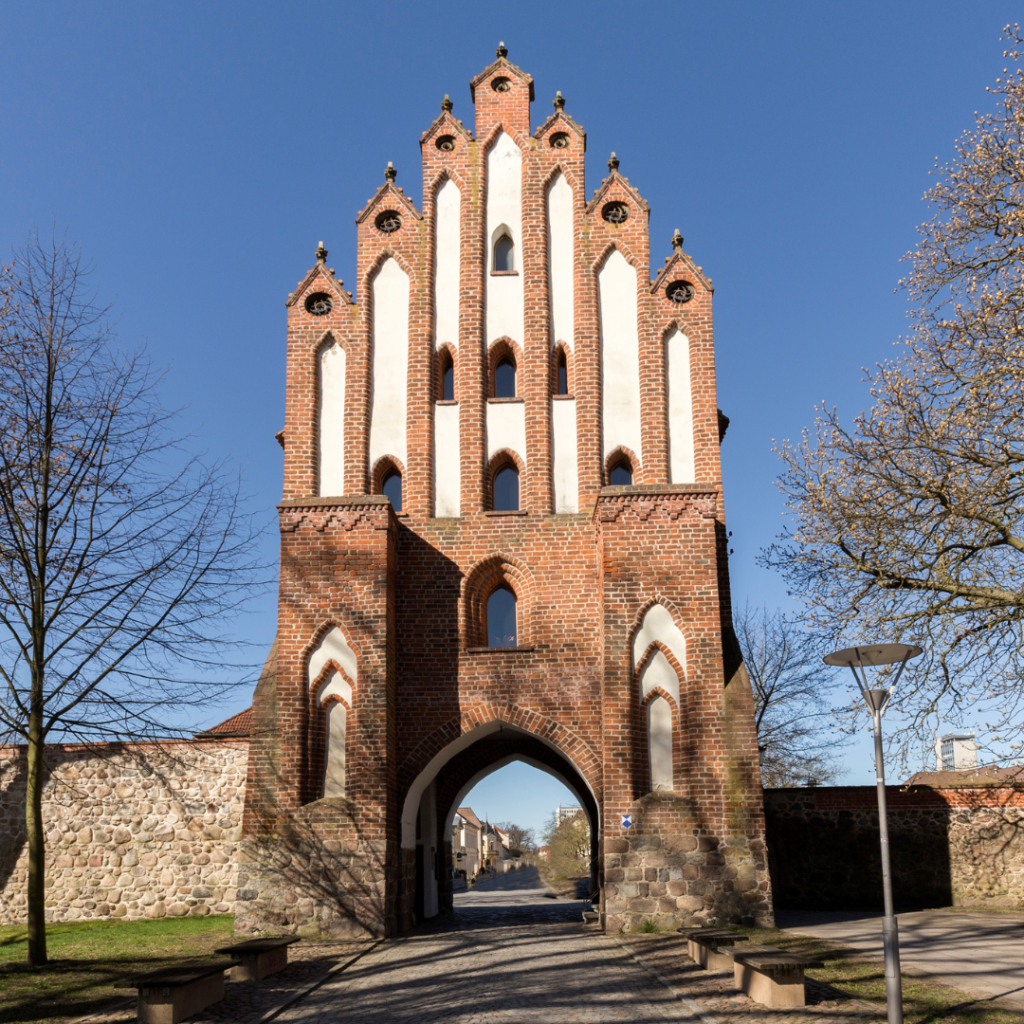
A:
<box><xmin>26</xmin><ymin>703</ymin><xmax>47</xmax><ymax>967</ymax></box>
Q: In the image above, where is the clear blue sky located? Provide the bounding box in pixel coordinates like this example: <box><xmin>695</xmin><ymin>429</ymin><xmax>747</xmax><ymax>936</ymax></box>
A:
<box><xmin>2</xmin><ymin>2</ymin><xmax>1018</xmax><ymax>800</ymax></box>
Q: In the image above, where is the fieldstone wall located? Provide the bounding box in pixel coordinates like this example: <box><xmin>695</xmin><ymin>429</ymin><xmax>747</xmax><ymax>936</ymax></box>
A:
<box><xmin>0</xmin><ymin>738</ymin><xmax>248</xmax><ymax>924</ymax></box>
<box><xmin>765</xmin><ymin>784</ymin><xmax>1024</xmax><ymax>910</ymax></box>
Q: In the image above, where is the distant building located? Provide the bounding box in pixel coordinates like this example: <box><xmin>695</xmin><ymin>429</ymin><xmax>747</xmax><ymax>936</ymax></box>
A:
<box><xmin>555</xmin><ymin>804</ymin><xmax>582</xmax><ymax>823</ymax></box>
<box><xmin>452</xmin><ymin>807</ymin><xmax>485</xmax><ymax>877</ymax></box>
<box><xmin>935</xmin><ymin>733</ymin><xmax>978</xmax><ymax>772</ymax></box>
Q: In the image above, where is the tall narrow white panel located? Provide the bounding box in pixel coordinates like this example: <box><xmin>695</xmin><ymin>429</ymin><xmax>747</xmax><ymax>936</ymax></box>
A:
<box><xmin>666</xmin><ymin>328</ymin><xmax>696</xmax><ymax>483</ymax></box>
<box><xmin>485</xmin><ymin>132</ymin><xmax>524</xmax><ymax>345</ymax></box>
<box><xmin>323</xmin><ymin>701</ymin><xmax>347</xmax><ymax>798</ymax></box>
<box><xmin>551</xmin><ymin>398</ymin><xmax>578</xmax><ymax>513</ymax></box>
<box><xmin>318</xmin><ymin>341</ymin><xmax>345</xmax><ymax>497</ymax></box>
<box><xmin>598</xmin><ymin>249</ymin><xmax>642</xmax><ymax>463</ymax></box>
<box><xmin>369</xmin><ymin>257</ymin><xmax>409</xmax><ymax>468</ymax></box>
<box><xmin>647</xmin><ymin>696</ymin><xmax>673</xmax><ymax>792</ymax></box>
<box><xmin>486</xmin><ymin>401</ymin><xmax>526</xmax><ymax>463</ymax></box>
<box><xmin>546</xmin><ymin>172</ymin><xmax>574</xmax><ymax>350</ymax></box>
<box><xmin>435</xmin><ymin>178</ymin><xmax>461</xmax><ymax>350</ymax></box>
<box><xmin>434</xmin><ymin>403</ymin><xmax>461</xmax><ymax>516</ymax></box>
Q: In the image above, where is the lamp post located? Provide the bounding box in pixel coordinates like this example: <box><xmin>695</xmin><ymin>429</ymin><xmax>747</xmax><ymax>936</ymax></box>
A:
<box><xmin>823</xmin><ymin>643</ymin><xmax>922</xmax><ymax>1024</ymax></box>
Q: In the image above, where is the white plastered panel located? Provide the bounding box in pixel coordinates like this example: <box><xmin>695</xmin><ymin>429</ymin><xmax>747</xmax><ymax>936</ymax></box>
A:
<box><xmin>369</xmin><ymin>257</ymin><xmax>409</xmax><ymax>468</ymax></box>
<box><xmin>551</xmin><ymin>398</ymin><xmax>578</xmax><ymax>513</ymax></box>
<box><xmin>598</xmin><ymin>249</ymin><xmax>642</xmax><ymax>462</ymax></box>
<box><xmin>323</xmin><ymin>701</ymin><xmax>347</xmax><ymax>798</ymax></box>
<box><xmin>632</xmin><ymin>603</ymin><xmax>686</xmax><ymax>671</ymax></box>
<box><xmin>318</xmin><ymin>341</ymin><xmax>345</xmax><ymax>497</ymax></box>
<box><xmin>546</xmin><ymin>172</ymin><xmax>574</xmax><ymax>350</ymax></box>
<box><xmin>435</xmin><ymin>178</ymin><xmax>461</xmax><ymax>350</ymax></box>
<box><xmin>647</xmin><ymin>696</ymin><xmax>673</xmax><ymax>791</ymax></box>
<box><xmin>666</xmin><ymin>327</ymin><xmax>696</xmax><ymax>483</ymax></box>
<box><xmin>485</xmin><ymin>132</ymin><xmax>524</xmax><ymax>345</ymax></box>
<box><xmin>638</xmin><ymin>648</ymin><xmax>680</xmax><ymax>704</ymax></box>
<box><xmin>309</xmin><ymin>626</ymin><xmax>358</xmax><ymax>690</ymax></box>
<box><xmin>486</xmin><ymin>401</ymin><xmax>526</xmax><ymax>463</ymax></box>
<box><xmin>434</xmin><ymin>403</ymin><xmax>461</xmax><ymax>516</ymax></box>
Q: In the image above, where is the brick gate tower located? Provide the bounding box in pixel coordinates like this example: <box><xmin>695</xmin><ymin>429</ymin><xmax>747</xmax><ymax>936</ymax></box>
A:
<box><xmin>237</xmin><ymin>45</ymin><xmax>772</xmax><ymax>937</ymax></box>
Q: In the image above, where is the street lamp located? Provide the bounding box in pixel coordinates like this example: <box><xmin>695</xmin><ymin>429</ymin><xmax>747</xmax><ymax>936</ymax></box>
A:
<box><xmin>823</xmin><ymin>643</ymin><xmax>922</xmax><ymax>1024</ymax></box>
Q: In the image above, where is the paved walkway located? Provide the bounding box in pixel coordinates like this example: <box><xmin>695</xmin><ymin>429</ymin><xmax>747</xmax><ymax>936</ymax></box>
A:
<box><xmin>276</xmin><ymin>868</ymin><xmax>691</xmax><ymax>1023</ymax></box>
<box><xmin>779</xmin><ymin>909</ymin><xmax>1024</xmax><ymax>1009</ymax></box>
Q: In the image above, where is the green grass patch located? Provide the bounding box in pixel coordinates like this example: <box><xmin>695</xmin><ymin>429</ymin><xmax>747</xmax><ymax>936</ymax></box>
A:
<box><xmin>742</xmin><ymin>925</ymin><xmax>1024</xmax><ymax>1024</ymax></box>
<box><xmin>0</xmin><ymin>915</ymin><xmax>235</xmax><ymax>1024</ymax></box>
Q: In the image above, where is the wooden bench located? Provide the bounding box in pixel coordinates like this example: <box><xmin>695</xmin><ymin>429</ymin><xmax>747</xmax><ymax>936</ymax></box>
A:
<box><xmin>723</xmin><ymin>944</ymin><xmax>825</xmax><ymax>1008</ymax></box>
<box><xmin>214</xmin><ymin>935</ymin><xmax>300</xmax><ymax>982</ymax></box>
<box><xmin>132</xmin><ymin>960</ymin><xmax>238</xmax><ymax>1024</ymax></box>
<box><xmin>679</xmin><ymin>928</ymin><xmax>749</xmax><ymax>970</ymax></box>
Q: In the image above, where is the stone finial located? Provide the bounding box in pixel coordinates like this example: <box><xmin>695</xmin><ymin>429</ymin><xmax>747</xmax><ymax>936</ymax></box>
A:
<box><xmin>671</xmin><ymin>229</ymin><xmax>684</xmax><ymax>251</ymax></box>
<box><xmin>554</xmin><ymin>91</ymin><xmax>565</xmax><ymax>110</ymax></box>
<box><xmin>496</xmin><ymin>41</ymin><xmax>508</xmax><ymax>58</ymax></box>
<box><xmin>607</xmin><ymin>152</ymin><xmax>620</xmax><ymax>172</ymax></box>
<box><xmin>315</xmin><ymin>241</ymin><xmax>328</xmax><ymax>264</ymax></box>
<box><xmin>385</xmin><ymin>161</ymin><xmax>397</xmax><ymax>183</ymax></box>
<box><xmin>441</xmin><ymin>94</ymin><xmax>453</xmax><ymax>112</ymax></box>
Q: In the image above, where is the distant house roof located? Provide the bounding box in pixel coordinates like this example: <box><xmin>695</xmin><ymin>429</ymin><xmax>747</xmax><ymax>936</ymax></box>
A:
<box><xmin>493</xmin><ymin>825</ymin><xmax>510</xmax><ymax>848</ymax></box>
<box><xmin>456</xmin><ymin>807</ymin><xmax>483</xmax><ymax>830</ymax></box>
<box><xmin>195</xmin><ymin>707</ymin><xmax>252</xmax><ymax>738</ymax></box>
<box><xmin>907</xmin><ymin>764</ymin><xmax>1024</xmax><ymax>787</ymax></box>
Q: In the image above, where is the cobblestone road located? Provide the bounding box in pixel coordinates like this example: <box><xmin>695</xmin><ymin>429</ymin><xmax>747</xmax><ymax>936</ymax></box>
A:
<box><xmin>276</xmin><ymin>869</ymin><xmax>692</xmax><ymax>1023</ymax></box>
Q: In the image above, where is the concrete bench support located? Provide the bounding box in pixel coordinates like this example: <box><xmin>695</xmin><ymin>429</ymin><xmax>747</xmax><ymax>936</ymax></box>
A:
<box><xmin>215</xmin><ymin>936</ymin><xmax>300</xmax><ymax>982</ymax></box>
<box><xmin>133</xmin><ymin>960</ymin><xmax>237</xmax><ymax>1024</ymax></box>
<box><xmin>679</xmin><ymin>928</ymin><xmax>749</xmax><ymax>970</ymax></box>
<box><xmin>725</xmin><ymin>944</ymin><xmax>825</xmax><ymax>1009</ymax></box>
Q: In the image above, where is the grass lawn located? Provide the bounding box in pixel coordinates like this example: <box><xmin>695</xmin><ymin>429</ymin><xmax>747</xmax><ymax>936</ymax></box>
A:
<box><xmin>743</xmin><ymin>925</ymin><xmax>1024</xmax><ymax>1024</ymax></box>
<box><xmin>0</xmin><ymin>915</ymin><xmax>235</xmax><ymax>1024</ymax></box>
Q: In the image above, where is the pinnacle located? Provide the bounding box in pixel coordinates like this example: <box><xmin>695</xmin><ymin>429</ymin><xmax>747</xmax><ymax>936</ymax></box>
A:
<box><xmin>315</xmin><ymin>241</ymin><xmax>328</xmax><ymax>264</ymax></box>
<box><xmin>441</xmin><ymin>94</ymin><xmax>453</xmax><ymax>112</ymax></box>
<box><xmin>671</xmin><ymin>229</ymin><xmax>684</xmax><ymax>251</ymax></box>
<box><xmin>554</xmin><ymin>91</ymin><xmax>565</xmax><ymax>110</ymax></box>
<box><xmin>385</xmin><ymin>161</ymin><xmax>397</xmax><ymax>183</ymax></box>
<box><xmin>608</xmin><ymin>152</ymin><xmax>620</xmax><ymax>172</ymax></box>
<box><xmin>496</xmin><ymin>41</ymin><xmax>508</xmax><ymax>58</ymax></box>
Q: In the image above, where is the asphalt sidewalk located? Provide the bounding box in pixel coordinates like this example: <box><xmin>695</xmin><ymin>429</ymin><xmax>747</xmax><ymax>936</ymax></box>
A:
<box><xmin>779</xmin><ymin>909</ymin><xmax>1024</xmax><ymax>1009</ymax></box>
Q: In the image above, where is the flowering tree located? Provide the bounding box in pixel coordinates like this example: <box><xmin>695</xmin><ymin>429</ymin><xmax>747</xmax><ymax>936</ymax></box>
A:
<box><xmin>763</xmin><ymin>27</ymin><xmax>1024</xmax><ymax>770</ymax></box>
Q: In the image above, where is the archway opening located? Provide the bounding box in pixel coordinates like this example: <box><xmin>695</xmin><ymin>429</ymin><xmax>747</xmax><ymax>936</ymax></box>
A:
<box><xmin>399</xmin><ymin>722</ymin><xmax>600</xmax><ymax>929</ymax></box>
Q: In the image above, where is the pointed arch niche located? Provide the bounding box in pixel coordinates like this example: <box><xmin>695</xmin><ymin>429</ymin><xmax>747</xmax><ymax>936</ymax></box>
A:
<box><xmin>632</xmin><ymin>603</ymin><xmax>687</xmax><ymax>793</ymax></box>
<box><xmin>317</xmin><ymin>336</ymin><xmax>345</xmax><ymax>497</ymax></box>
<box><xmin>665</xmin><ymin>326</ymin><xmax>696</xmax><ymax>484</ymax></box>
<box><xmin>308</xmin><ymin>625</ymin><xmax>358</xmax><ymax>799</ymax></box>
<box><xmin>369</xmin><ymin>257</ymin><xmax>410</xmax><ymax>473</ymax></box>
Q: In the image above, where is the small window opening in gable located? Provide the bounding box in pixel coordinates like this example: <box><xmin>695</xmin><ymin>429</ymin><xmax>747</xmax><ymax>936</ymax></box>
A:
<box><xmin>382</xmin><ymin>470</ymin><xmax>403</xmax><ymax>511</ymax></box>
<box><xmin>487</xmin><ymin>586</ymin><xmax>517</xmax><ymax>647</ymax></box>
<box><xmin>550</xmin><ymin>132</ymin><xmax>570</xmax><ymax>149</ymax></box>
<box><xmin>492</xmin><ymin>463</ymin><xmax>520</xmax><ymax>512</ymax></box>
<box><xmin>608</xmin><ymin>454</ymin><xmax>633</xmax><ymax>486</ymax></box>
<box><xmin>438</xmin><ymin>349</ymin><xmax>455</xmax><ymax>401</ymax></box>
<box><xmin>494</xmin><ymin>358</ymin><xmax>516</xmax><ymax>398</ymax></box>
<box><xmin>491</xmin><ymin>76</ymin><xmax>513</xmax><ymax>94</ymax></box>
<box><xmin>494</xmin><ymin>233</ymin><xmax>515</xmax><ymax>273</ymax></box>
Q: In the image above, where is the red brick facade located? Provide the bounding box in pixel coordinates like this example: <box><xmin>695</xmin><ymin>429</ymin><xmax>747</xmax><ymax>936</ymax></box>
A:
<box><xmin>237</xmin><ymin>46</ymin><xmax>772</xmax><ymax>937</ymax></box>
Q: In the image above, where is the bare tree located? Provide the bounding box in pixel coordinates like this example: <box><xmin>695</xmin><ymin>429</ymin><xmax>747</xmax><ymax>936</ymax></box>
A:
<box><xmin>495</xmin><ymin>821</ymin><xmax>535</xmax><ymax>854</ymax></box>
<box><xmin>763</xmin><ymin>27</ymin><xmax>1024</xmax><ymax>772</ymax></box>
<box><xmin>542</xmin><ymin>811</ymin><xmax>590</xmax><ymax>876</ymax></box>
<box><xmin>0</xmin><ymin>233</ymin><xmax>264</xmax><ymax>966</ymax></box>
<box><xmin>734</xmin><ymin>604</ymin><xmax>846</xmax><ymax>787</ymax></box>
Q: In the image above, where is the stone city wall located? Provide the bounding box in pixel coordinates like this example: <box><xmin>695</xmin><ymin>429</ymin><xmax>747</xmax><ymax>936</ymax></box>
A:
<box><xmin>0</xmin><ymin>737</ymin><xmax>248</xmax><ymax>924</ymax></box>
<box><xmin>765</xmin><ymin>784</ymin><xmax>1024</xmax><ymax>910</ymax></box>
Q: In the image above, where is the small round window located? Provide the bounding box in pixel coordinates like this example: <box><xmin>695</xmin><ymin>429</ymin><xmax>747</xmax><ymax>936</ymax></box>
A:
<box><xmin>305</xmin><ymin>292</ymin><xmax>333</xmax><ymax>316</ymax></box>
<box><xmin>550</xmin><ymin>132</ymin><xmax>570</xmax><ymax>149</ymax></box>
<box><xmin>375</xmin><ymin>210</ymin><xmax>402</xmax><ymax>234</ymax></box>
<box><xmin>436</xmin><ymin>135</ymin><xmax>455</xmax><ymax>152</ymax></box>
<box><xmin>602</xmin><ymin>202</ymin><xmax>629</xmax><ymax>224</ymax></box>
<box><xmin>666</xmin><ymin>280</ymin><xmax>695</xmax><ymax>305</ymax></box>
<box><xmin>491</xmin><ymin>76</ymin><xmax>512</xmax><ymax>93</ymax></box>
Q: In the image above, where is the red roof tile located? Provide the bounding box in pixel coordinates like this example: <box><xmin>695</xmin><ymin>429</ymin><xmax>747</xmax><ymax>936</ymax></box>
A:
<box><xmin>198</xmin><ymin>707</ymin><xmax>252</xmax><ymax>737</ymax></box>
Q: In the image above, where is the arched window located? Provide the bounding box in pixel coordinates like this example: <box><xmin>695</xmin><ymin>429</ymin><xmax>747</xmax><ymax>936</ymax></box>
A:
<box><xmin>493</xmin><ymin>464</ymin><xmax>519</xmax><ymax>511</ymax></box>
<box><xmin>495</xmin><ymin>358</ymin><xmax>516</xmax><ymax>398</ymax></box>
<box><xmin>439</xmin><ymin>349</ymin><xmax>454</xmax><ymax>401</ymax></box>
<box><xmin>555</xmin><ymin>347</ymin><xmax>568</xmax><ymax>396</ymax></box>
<box><xmin>494</xmin><ymin>233</ymin><xmax>515</xmax><ymax>273</ymax></box>
<box><xmin>487</xmin><ymin>586</ymin><xmax>517</xmax><ymax>647</ymax></box>
<box><xmin>382</xmin><ymin>470</ymin><xmax>403</xmax><ymax>511</ymax></box>
<box><xmin>608</xmin><ymin>455</ymin><xmax>633</xmax><ymax>486</ymax></box>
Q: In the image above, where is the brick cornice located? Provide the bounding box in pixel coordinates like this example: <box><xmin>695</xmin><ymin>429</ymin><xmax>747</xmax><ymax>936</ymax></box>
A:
<box><xmin>592</xmin><ymin>486</ymin><xmax>719</xmax><ymax>525</ymax></box>
<box><xmin>279</xmin><ymin>495</ymin><xmax>395</xmax><ymax>533</ymax></box>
